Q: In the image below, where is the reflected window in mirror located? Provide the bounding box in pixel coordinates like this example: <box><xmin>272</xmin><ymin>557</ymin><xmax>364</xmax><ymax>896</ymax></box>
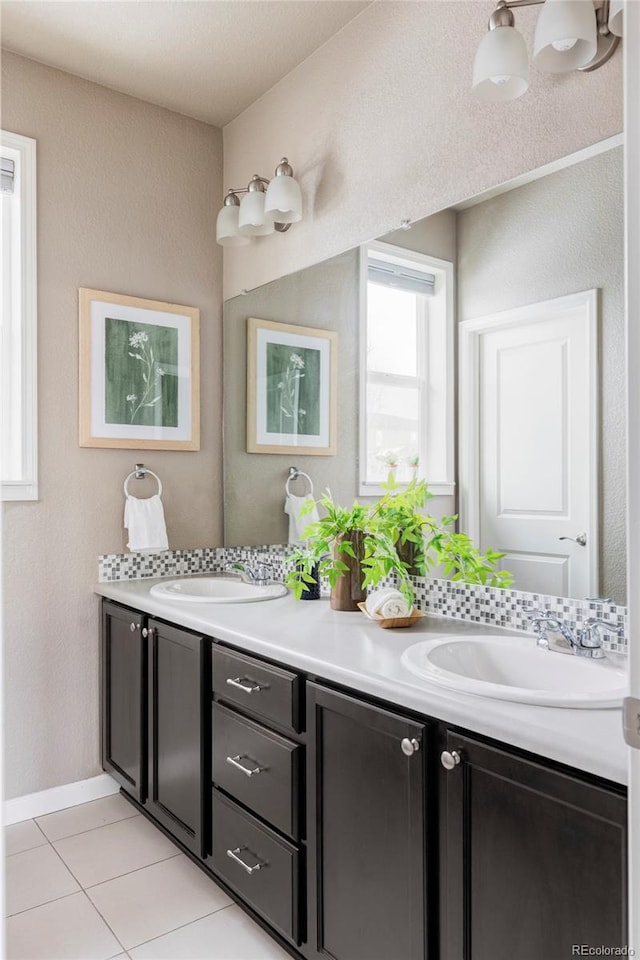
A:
<box><xmin>359</xmin><ymin>242</ymin><xmax>454</xmax><ymax>497</ymax></box>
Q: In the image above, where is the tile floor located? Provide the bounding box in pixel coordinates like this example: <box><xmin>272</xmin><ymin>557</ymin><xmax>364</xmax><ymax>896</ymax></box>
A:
<box><xmin>4</xmin><ymin>794</ymin><xmax>291</xmax><ymax>960</ymax></box>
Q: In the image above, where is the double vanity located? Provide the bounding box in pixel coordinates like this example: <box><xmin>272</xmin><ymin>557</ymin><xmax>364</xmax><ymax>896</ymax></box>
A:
<box><xmin>97</xmin><ymin>575</ymin><xmax>628</xmax><ymax>960</ymax></box>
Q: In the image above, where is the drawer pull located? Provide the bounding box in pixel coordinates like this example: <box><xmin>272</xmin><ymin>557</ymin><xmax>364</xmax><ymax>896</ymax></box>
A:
<box><xmin>226</xmin><ymin>754</ymin><xmax>265</xmax><ymax>778</ymax></box>
<box><xmin>226</xmin><ymin>846</ymin><xmax>266</xmax><ymax>874</ymax></box>
<box><xmin>226</xmin><ymin>677</ymin><xmax>266</xmax><ymax>694</ymax></box>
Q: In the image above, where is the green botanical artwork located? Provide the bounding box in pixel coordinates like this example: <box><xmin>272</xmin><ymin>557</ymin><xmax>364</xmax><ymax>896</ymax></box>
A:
<box><xmin>266</xmin><ymin>344</ymin><xmax>321</xmax><ymax>436</ymax></box>
<box><xmin>104</xmin><ymin>318</ymin><xmax>179</xmax><ymax>427</ymax></box>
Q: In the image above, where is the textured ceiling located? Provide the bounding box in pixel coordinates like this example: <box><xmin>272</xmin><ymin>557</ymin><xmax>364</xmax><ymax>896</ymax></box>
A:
<box><xmin>0</xmin><ymin>0</ymin><xmax>372</xmax><ymax>126</ymax></box>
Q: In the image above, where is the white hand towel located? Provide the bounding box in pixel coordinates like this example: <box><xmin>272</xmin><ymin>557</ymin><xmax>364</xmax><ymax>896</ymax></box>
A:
<box><xmin>124</xmin><ymin>494</ymin><xmax>169</xmax><ymax>553</ymax></box>
<box><xmin>365</xmin><ymin>587</ymin><xmax>411</xmax><ymax>619</ymax></box>
<box><xmin>284</xmin><ymin>494</ymin><xmax>320</xmax><ymax>545</ymax></box>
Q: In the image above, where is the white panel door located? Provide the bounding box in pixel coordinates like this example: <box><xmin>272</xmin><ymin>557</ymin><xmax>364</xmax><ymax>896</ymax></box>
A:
<box><xmin>459</xmin><ymin>291</ymin><xmax>598</xmax><ymax>598</ymax></box>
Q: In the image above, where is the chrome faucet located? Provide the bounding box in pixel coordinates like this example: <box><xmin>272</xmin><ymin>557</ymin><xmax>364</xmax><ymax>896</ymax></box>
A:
<box><xmin>224</xmin><ymin>561</ymin><xmax>273</xmax><ymax>588</ymax></box>
<box><xmin>525</xmin><ymin>609</ymin><xmax>624</xmax><ymax>660</ymax></box>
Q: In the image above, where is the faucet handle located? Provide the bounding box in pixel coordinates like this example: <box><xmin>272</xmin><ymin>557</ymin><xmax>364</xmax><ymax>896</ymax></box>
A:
<box><xmin>524</xmin><ymin>608</ymin><xmax>546</xmax><ymax>620</ymax></box>
<box><xmin>524</xmin><ymin>609</ymin><xmax>552</xmax><ymax>648</ymax></box>
<box><xmin>581</xmin><ymin>618</ymin><xmax>624</xmax><ymax>646</ymax></box>
<box><xmin>524</xmin><ymin>608</ymin><xmax>553</xmax><ymax>626</ymax></box>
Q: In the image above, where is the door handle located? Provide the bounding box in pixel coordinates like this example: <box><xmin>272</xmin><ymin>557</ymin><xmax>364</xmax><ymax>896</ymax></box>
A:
<box><xmin>559</xmin><ymin>533</ymin><xmax>587</xmax><ymax>546</ymax></box>
<box><xmin>441</xmin><ymin>750</ymin><xmax>462</xmax><ymax>770</ymax></box>
<box><xmin>401</xmin><ymin>737</ymin><xmax>421</xmax><ymax>757</ymax></box>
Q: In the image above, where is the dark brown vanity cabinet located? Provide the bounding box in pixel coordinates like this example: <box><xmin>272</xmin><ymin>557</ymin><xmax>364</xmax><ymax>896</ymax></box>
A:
<box><xmin>101</xmin><ymin>600</ymin><xmax>628</xmax><ymax>960</ymax></box>
<box><xmin>145</xmin><ymin>618</ymin><xmax>207</xmax><ymax>858</ymax></box>
<box><xmin>101</xmin><ymin>600</ymin><xmax>147</xmax><ymax>803</ymax></box>
<box><xmin>100</xmin><ymin>601</ymin><xmax>207</xmax><ymax>857</ymax></box>
<box><xmin>209</xmin><ymin>645</ymin><xmax>305</xmax><ymax>945</ymax></box>
<box><xmin>306</xmin><ymin>682</ymin><xmax>428</xmax><ymax>960</ymax></box>
<box><xmin>441</xmin><ymin>730</ymin><xmax>628</xmax><ymax>960</ymax></box>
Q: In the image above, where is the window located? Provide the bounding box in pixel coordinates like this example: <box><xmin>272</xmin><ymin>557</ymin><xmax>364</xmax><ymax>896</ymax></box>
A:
<box><xmin>359</xmin><ymin>242</ymin><xmax>453</xmax><ymax>496</ymax></box>
<box><xmin>1</xmin><ymin>130</ymin><xmax>37</xmax><ymax>500</ymax></box>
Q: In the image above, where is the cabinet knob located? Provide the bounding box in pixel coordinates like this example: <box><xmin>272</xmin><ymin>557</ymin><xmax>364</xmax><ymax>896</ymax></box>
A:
<box><xmin>401</xmin><ymin>737</ymin><xmax>421</xmax><ymax>757</ymax></box>
<box><xmin>141</xmin><ymin>627</ymin><xmax>149</xmax><ymax>638</ymax></box>
<box><xmin>441</xmin><ymin>750</ymin><xmax>462</xmax><ymax>770</ymax></box>
<box><xmin>129</xmin><ymin>622</ymin><xmax>139</xmax><ymax>632</ymax></box>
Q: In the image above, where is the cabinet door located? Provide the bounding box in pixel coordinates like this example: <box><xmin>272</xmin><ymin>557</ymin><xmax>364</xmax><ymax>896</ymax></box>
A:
<box><xmin>146</xmin><ymin>619</ymin><xmax>206</xmax><ymax>857</ymax></box>
<box><xmin>442</xmin><ymin>731</ymin><xmax>627</xmax><ymax>960</ymax></box>
<box><xmin>101</xmin><ymin>600</ymin><xmax>146</xmax><ymax>802</ymax></box>
<box><xmin>307</xmin><ymin>683</ymin><xmax>427</xmax><ymax>960</ymax></box>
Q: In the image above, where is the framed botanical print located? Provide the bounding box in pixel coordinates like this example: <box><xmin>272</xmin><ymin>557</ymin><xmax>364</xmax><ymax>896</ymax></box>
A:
<box><xmin>79</xmin><ymin>288</ymin><xmax>199</xmax><ymax>450</ymax></box>
<box><xmin>247</xmin><ymin>317</ymin><xmax>337</xmax><ymax>456</ymax></box>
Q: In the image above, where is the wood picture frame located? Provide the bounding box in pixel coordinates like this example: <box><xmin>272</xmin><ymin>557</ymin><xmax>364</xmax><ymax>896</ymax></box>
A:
<box><xmin>247</xmin><ymin>317</ymin><xmax>337</xmax><ymax>456</ymax></box>
<box><xmin>79</xmin><ymin>288</ymin><xmax>200</xmax><ymax>450</ymax></box>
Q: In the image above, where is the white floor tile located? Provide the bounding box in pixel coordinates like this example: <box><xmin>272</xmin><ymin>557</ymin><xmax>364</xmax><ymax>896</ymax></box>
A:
<box><xmin>37</xmin><ymin>794</ymin><xmax>139</xmax><ymax>842</ymax></box>
<box><xmin>4</xmin><ymin>819</ymin><xmax>48</xmax><ymax>857</ymax></box>
<box><xmin>87</xmin><ymin>853</ymin><xmax>233</xmax><ymax>949</ymax></box>
<box><xmin>5</xmin><ymin>844</ymin><xmax>80</xmax><ymax>916</ymax></box>
<box><xmin>53</xmin><ymin>814</ymin><xmax>178</xmax><ymax>887</ymax></box>
<box><xmin>6</xmin><ymin>891</ymin><xmax>123</xmax><ymax>960</ymax></box>
<box><xmin>128</xmin><ymin>904</ymin><xmax>292</xmax><ymax>960</ymax></box>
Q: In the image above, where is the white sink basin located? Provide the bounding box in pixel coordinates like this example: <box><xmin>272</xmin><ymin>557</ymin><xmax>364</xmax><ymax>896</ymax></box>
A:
<box><xmin>150</xmin><ymin>577</ymin><xmax>288</xmax><ymax>604</ymax></box>
<box><xmin>401</xmin><ymin>634</ymin><xmax>627</xmax><ymax>708</ymax></box>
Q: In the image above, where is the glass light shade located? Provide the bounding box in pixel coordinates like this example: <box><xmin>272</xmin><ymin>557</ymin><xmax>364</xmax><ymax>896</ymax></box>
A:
<box><xmin>216</xmin><ymin>204</ymin><xmax>250</xmax><ymax>246</ymax></box>
<box><xmin>472</xmin><ymin>26</ymin><xmax>529</xmax><ymax>102</ymax></box>
<box><xmin>608</xmin><ymin>0</ymin><xmax>624</xmax><ymax>37</ymax></box>
<box><xmin>238</xmin><ymin>191</ymin><xmax>275</xmax><ymax>236</ymax></box>
<box><xmin>533</xmin><ymin>0</ymin><xmax>597</xmax><ymax>73</ymax></box>
<box><xmin>264</xmin><ymin>175</ymin><xmax>303</xmax><ymax>224</ymax></box>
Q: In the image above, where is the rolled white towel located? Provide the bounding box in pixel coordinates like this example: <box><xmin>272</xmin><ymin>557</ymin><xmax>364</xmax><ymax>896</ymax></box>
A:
<box><xmin>365</xmin><ymin>588</ymin><xmax>410</xmax><ymax>619</ymax></box>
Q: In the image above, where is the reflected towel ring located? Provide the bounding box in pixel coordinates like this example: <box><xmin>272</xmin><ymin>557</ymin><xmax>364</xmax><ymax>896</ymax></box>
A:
<box><xmin>123</xmin><ymin>468</ymin><xmax>163</xmax><ymax>498</ymax></box>
<box><xmin>286</xmin><ymin>467</ymin><xmax>314</xmax><ymax>498</ymax></box>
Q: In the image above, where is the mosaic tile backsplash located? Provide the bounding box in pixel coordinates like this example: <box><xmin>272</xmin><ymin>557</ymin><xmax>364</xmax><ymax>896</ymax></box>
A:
<box><xmin>98</xmin><ymin>545</ymin><xmax>628</xmax><ymax>654</ymax></box>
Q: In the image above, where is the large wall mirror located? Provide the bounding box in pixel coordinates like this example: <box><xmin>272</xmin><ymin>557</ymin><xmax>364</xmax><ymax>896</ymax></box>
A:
<box><xmin>223</xmin><ymin>139</ymin><xmax>625</xmax><ymax>605</ymax></box>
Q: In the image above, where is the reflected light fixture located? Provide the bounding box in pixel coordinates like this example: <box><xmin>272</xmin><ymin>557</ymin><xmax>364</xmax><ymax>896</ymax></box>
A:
<box><xmin>216</xmin><ymin>158</ymin><xmax>302</xmax><ymax>247</ymax></box>
<box><xmin>473</xmin><ymin>0</ymin><xmax>622</xmax><ymax>103</ymax></box>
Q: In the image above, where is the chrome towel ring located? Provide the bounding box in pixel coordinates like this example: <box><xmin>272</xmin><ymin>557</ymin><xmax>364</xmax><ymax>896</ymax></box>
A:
<box><xmin>286</xmin><ymin>466</ymin><xmax>314</xmax><ymax>498</ymax></box>
<box><xmin>123</xmin><ymin>463</ymin><xmax>163</xmax><ymax>498</ymax></box>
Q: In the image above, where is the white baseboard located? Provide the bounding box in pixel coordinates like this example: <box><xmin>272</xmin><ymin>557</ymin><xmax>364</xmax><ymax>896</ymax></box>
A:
<box><xmin>3</xmin><ymin>773</ymin><xmax>120</xmax><ymax>825</ymax></box>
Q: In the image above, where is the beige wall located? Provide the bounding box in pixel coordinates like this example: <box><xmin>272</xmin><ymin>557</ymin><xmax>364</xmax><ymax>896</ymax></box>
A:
<box><xmin>1</xmin><ymin>52</ymin><xmax>223</xmax><ymax>799</ymax></box>
<box><xmin>222</xmin><ymin>1</ymin><xmax>622</xmax><ymax>300</ymax></box>
<box><xmin>457</xmin><ymin>147</ymin><xmax>625</xmax><ymax>602</ymax></box>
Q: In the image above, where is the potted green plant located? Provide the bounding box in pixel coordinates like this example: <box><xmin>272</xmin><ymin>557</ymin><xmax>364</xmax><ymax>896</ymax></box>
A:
<box><xmin>286</xmin><ymin>476</ymin><xmax>512</xmax><ymax>610</ymax></box>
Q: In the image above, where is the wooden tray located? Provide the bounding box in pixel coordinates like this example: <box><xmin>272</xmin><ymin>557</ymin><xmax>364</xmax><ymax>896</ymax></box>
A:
<box><xmin>357</xmin><ymin>602</ymin><xmax>425</xmax><ymax>629</ymax></box>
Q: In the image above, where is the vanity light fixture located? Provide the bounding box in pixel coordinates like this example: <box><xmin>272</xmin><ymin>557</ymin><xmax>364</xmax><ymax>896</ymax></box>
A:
<box><xmin>473</xmin><ymin>0</ymin><xmax>622</xmax><ymax>102</ymax></box>
<box><xmin>216</xmin><ymin>158</ymin><xmax>302</xmax><ymax>247</ymax></box>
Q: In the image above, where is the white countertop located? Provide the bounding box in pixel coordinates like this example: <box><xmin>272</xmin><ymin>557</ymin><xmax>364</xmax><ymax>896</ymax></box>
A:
<box><xmin>95</xmin><ymin>577</ymin><xmax>629</xmax><ymax>786</ymax></box>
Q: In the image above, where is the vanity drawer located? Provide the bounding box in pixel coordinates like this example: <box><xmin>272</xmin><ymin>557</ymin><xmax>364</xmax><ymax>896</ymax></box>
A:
<box><xmin>212</xmin><ymin>646</ymin><xmax>302</xmax><ymax>734</ymax></box>
<box><xmin>212</xmin><ymin>702</ymin><xmax>302</xmax><ymax>839</ymax></box>
<box><xmin>211</xmin><ymin>789</ymin><xmax>301</xmax><ymax>944</ymax></box>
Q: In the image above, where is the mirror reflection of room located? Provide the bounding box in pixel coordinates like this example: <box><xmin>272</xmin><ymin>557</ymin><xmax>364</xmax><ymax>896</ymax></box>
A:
<box><xmin>224</xmin><ymin>142</ymin><xmax>625</xmax><ymax>603</ymax></box>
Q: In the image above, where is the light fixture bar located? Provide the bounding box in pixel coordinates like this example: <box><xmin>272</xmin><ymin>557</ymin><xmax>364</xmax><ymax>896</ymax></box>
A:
<box><xmin>216</xmin><ymin>157</ymin><xmax>302</xmax><ymax>246</ymax></box>
<box><xmin>473</xmin><ymin>0</ymin><xmax>621</xmax><ymax>102</ymax></box>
